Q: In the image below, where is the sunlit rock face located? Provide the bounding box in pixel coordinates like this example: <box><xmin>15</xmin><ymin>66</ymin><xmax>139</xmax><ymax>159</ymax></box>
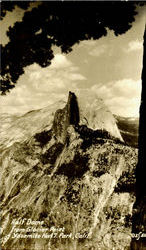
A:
<box><xmin>0</xmin><ymin>92</ymin><xmax>137</xmax><ymax>250</ymax></box>
<box><xmin>76</xmin><ymin>90</ymin><xmax>123</xmax><ymax>141</ymax></box>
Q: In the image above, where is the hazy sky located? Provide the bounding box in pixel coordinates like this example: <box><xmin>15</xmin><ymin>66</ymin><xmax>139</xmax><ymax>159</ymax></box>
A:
<box><xmin>0</xmin><ymin>4</ymin><xmax>146</xmax><ymax>117</ymax></box>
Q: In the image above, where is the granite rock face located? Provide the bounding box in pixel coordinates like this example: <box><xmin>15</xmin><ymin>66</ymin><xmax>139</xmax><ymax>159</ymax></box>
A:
<box><xmin>0</xmin><ymin>92</ymin><xmax>137</xmax><ymax>250</ymax></box>
<box><xmin>52</xmin><ymin>91</ymin><xmax>123</xmax><ymax>143</ymax></box>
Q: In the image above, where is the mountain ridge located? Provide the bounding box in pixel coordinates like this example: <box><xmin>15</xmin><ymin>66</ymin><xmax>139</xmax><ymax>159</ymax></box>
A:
<box><xmin>0</xmin><ymin>91</ymin><xmax>123</xmax><ymax>149</ymax></box>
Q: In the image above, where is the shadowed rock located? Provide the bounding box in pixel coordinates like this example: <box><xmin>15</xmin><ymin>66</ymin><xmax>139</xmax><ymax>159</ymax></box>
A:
<box><xmin>52</xmin><ymin>91</ymin><xmax>80</xmax><ymax>143</ymax></box>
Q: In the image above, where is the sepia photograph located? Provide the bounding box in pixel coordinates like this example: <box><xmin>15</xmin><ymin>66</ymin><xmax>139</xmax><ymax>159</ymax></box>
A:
<box><xmin>0</xmin><ymin>1</ymin><xmax>146</xmax><ymax>250</ymax></box>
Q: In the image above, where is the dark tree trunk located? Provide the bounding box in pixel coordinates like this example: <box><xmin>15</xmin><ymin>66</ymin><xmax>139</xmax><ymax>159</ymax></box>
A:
<box><xmin>131</xmin><ymin>28</ymin><xmax>146</xmax><ymax>250</ymax></box>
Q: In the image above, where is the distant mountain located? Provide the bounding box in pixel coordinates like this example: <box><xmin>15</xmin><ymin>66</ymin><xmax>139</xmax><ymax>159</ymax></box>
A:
<box><xmin>0</xmin><ymin>92</ymin><xmax>137</xmax><ymax>250</ymax></box>
<box><xmin>114</xmin><ymin>115</ymin><xmax>139</xmax><ymax>148</ymax></box>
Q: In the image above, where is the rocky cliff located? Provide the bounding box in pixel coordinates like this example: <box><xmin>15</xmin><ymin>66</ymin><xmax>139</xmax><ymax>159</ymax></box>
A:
<box><xmin>0</xmin><ymin>92</ymin><xmax>137</xmax><ymax>250</ymax></box>
<box><xmin>52</xmin><ymin>92</ymin><xmax>80</xmax><ymax>143</ymax></box>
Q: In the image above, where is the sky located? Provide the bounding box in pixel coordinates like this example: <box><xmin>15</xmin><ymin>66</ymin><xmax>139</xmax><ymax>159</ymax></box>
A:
<box><xmin>0</xmin><ymin>4</ymin><xmax>146</xmax><ymax>117</ymax></box>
